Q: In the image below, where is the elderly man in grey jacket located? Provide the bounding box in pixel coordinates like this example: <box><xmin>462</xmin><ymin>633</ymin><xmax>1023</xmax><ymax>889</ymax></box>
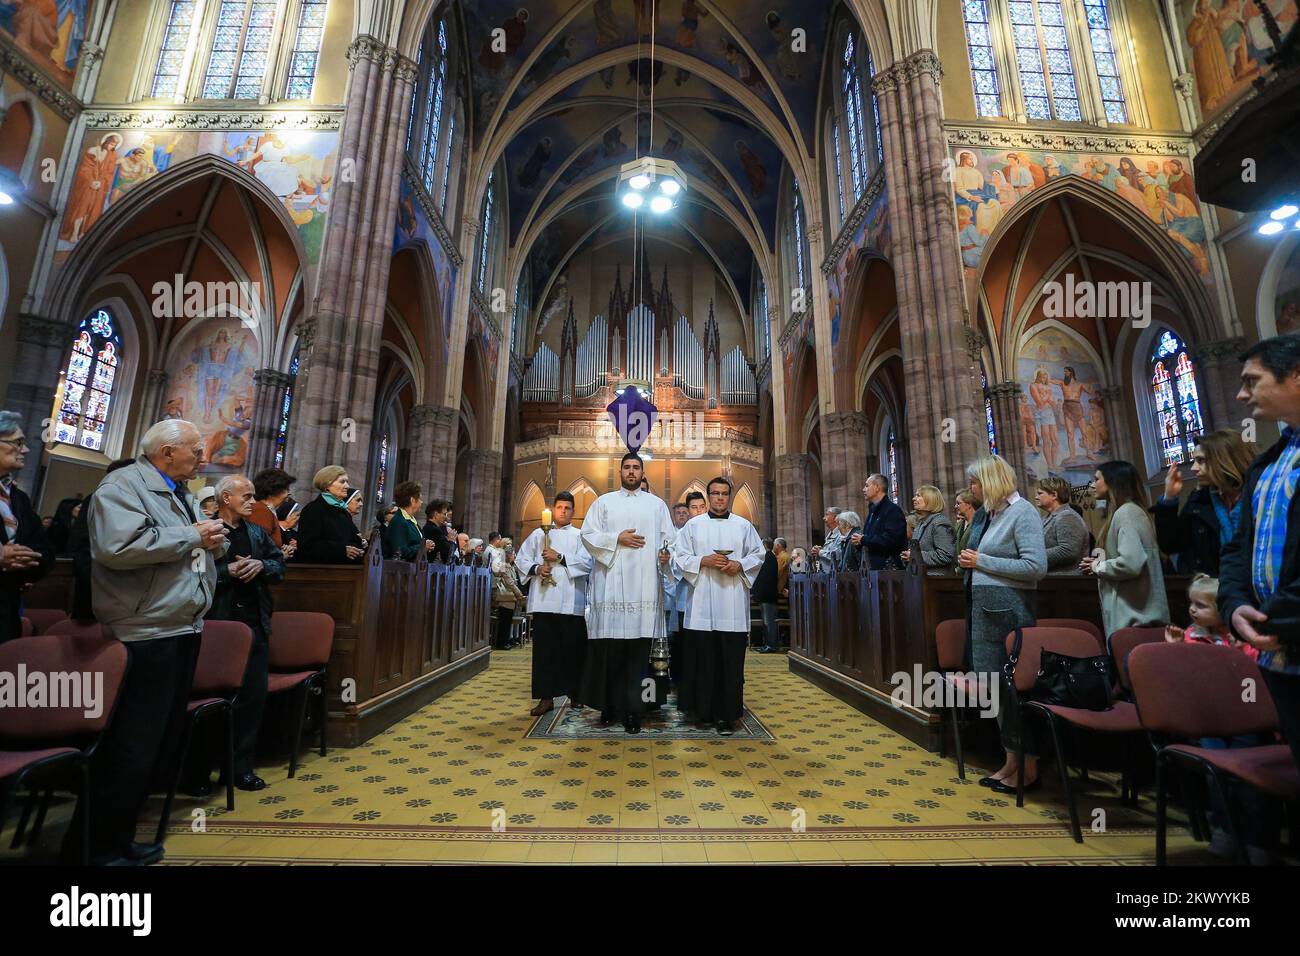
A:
<box><xmin>63</xmin><ymin>419</ymin><xmax>228</xmax><ymax>866</ymax></box>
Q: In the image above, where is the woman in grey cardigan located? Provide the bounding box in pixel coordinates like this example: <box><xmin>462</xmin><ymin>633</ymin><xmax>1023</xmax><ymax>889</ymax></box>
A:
<box><xmin>1081</xmin><ymin>461</ymin><xmax>1170</xmax><ymax>636</ymax></box>
<box><xmin>903</xmin><ymin>485</ymin><xmax>957</xmax><ymax>570</ymax></box>
<box><xmin>957</xmin><ymin>455</ymin><xmax>1048</xmax><ymax>794</ymax></box>
<box><xmin>1034</xmin><ymin>475</ymin><xmax>1089</xmax><ymax>572</ymax></box>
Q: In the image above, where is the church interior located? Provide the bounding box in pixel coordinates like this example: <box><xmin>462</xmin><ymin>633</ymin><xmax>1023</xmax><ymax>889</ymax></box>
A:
<box><xmin>2</xmin><ymin>0</ymin><xmax>1300</xmax><ymax>879</ymax></box>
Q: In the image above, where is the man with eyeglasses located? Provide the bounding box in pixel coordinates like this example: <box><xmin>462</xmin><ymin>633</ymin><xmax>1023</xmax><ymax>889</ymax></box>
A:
<box><xmin>0</xmin><ymin>410</ymin><xmax>53</xmax><ymax>643</ymax></box>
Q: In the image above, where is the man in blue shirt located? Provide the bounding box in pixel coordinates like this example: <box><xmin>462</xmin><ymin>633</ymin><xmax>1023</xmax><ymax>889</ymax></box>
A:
<box><xmin>1219</xmin><ymin>335</ymin><xmax>1300</xmax><ymax>772</ymax></box>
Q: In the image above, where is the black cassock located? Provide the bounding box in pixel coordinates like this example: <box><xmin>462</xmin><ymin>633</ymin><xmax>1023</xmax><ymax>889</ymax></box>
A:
<box><xmin>531</xmin><ymin>612</ymin><xmax>587</xmax><ymax>700</ymax></box>
<box><xmin>682</xmin><ymin>630</ymin><xmax>747</xmax><ymax>723</ymax></box>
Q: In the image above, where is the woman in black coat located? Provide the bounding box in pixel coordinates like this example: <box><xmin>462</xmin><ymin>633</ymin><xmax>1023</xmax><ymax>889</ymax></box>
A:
<box><xmin>295</xmin><ymin>465</ymin><xmax>367</xmax><ymax>564</ymax></box>
<box><xmin>1151</xmin><ymin>429</ymin><xmax>1255</xmax><ymax>576</ymax></box>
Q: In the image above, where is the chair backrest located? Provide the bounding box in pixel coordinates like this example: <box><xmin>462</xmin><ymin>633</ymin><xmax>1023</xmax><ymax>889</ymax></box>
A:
<box><xmin>0</xmin><ymin>634</ymin><xmax>128</xmax><ymax>739</ymax></box>
<box><xmin>1002</xmin><ymin>627</ymin><xmax>1102</xmax><ymax>692</ymax></box>
<box><xmin>1036</xmin><ymin>618</ymin><xmax>1105</xmax><ymax>652</ymax></box>
<box><xmin>1129</xmin><ymin>642</ymin><xmax>1279</xmax><ymax>739</ymax></box>
<box><xmin>20</xmin><ymin>616</ymin><xmax>33</xmax><ymax>637</ymax></box>
<box><xmin>935</xmin><ymin>619</ymin><xmax>966</xmax><ymax>671</ymax></box>
<box><xmin>23</xmin><ymin>607</ymin><xmax>70</xmax><ymax>635</ymax></box>
<box><xmin>193</xmin><ymin>620</ymin><xmax>254</xmax><ymax>697</ymax></box>
<box><xmin>44</xmin><ymin>620</ymin><xmax>108</xmax><ymax>640</ymax></box>
<box><xmin>268</xmin><ymin>611</ymin><xmax>335</xmax><ymax>671</ymax></box>
<box><xmin>1108</xmin><ymin>627</ymin><xmax>1167</xmax><ymax>692</ymax></box>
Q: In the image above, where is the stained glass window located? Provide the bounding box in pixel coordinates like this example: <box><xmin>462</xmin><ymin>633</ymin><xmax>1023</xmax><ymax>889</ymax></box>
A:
<box><xmin>153</xmin><ymin>1</ymin><xmax>198</xmax><ymax>98</ymax></box>
<box><xmin>286</xmin><ymin>0</ymin><xmax>329</xmax><ymax>100</ymax></box>
<box><xmin>375</xmin><ymin>433</ymin><xmax>390</xmax><ymax>505</ymax></box>
<box><xmin>1009</xmin><ymin>0</ymin><xmax>1081</xmax><ymax>121</ymax></box>
<box><xmin>407</xmin><ymin>42</ymin><xmax>424</xmax><ymax>152</ymax></box>
<box><xmin>203</xmin><ymin>0</ymin><xmax>276</xmax><ymax>100</ymax></box>
<box><xmin>831</xmin><ymin>119</ymin><xmax>845</xmax><ymax>220</ymax></box>
<box><xmin>961</xmin><ymin>0</ymin><xmax>1002</xmax><ymax>117</ymax></box>
<box><xmin>477</xmin><ymin>170</ymin><xmax>495</xmax><ymax>292</ymax></box>
<box><xmin>865</xmin><ymin>49</ymin><xmax>884</xmax><ymax>165</ymax></box>
<box><xmin>409</xmin><ymin>20</ymin><xmax>455</xmax><ymax>208</ymax></box>
<box><xmin>1150</xmin><ymin>329</ymin><xmax>1204</xmax><ymax>466</ymax></box>
<box><xmin>792</xmin><ymin>179</ymin><xmax>807</xmax><ymax>293</ymax></box>
<box><xmin>52</xmin><ymin>310</ymin><xmax>123</xmax><ymax>452</ymax></box>
<box><xmin>439</xmin><ymin>112</ymin><xmax>455</xmax><ymax>211</ymax></box>
<box><xmin>755</xmin><ymin>278</ymin><xmax>770</xmax><ymax>362</ymax></box>
<box><xmin>841</xmin><ymin>32</ymin><xmax>867</xmax><ymax>201</ymax></box>
<box><xmin>274</xmin><ymin>351</ymin><xmax>300</xmax><ymax>468</ymax></box>
<box><xmin>886</xmin><ymin>424</ymin><xmax>900</xmax><ymax>504</ymax></box>
<box><xmin>1081</xmin><ymin>0</ymin><xmax>1127</xmax><ymax>123</ymax></box>
<box><xmin>981</xmin><ymin>367</ymin><xmax>998</xmax><ymax>454</ymax></box>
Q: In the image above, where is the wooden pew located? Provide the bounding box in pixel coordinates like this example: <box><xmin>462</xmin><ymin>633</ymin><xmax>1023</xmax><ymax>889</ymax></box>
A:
<box><xmin>788</xmin><ymin>565</ymin><xmax>1190</xmax><ymax>750</ymax></box>
<box><xmin>21</xmin><ymin>539</ymin><xmax>493</xmax><ymax>747</ymax></box>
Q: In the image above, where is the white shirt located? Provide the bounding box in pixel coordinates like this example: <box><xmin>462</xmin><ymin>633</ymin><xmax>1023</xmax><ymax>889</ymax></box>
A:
<box><xmin>516</xmin><ymin>524</ymin><xmax>592</xmax><ymax>615</ymax></box>
<box><xmin>581</xmin><ymin>487</ymin><xmax>676</xmax><ymax>640</ymax></box>
<box><xmin>673</xmin><ymin>512</ymin><xmax>765</xmax><ymax>632</ymax></box>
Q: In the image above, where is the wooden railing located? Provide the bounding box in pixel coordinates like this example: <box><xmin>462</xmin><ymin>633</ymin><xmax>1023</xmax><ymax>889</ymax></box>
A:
<box><xmin>787</xmin><ymin>564</ymin><xmax>1190</xmax><ymax>750</ymax></box>
<box><xmin>22</xmin><ymin>534</ymin><xmax>493</xmax><ymax>746</ymax></box>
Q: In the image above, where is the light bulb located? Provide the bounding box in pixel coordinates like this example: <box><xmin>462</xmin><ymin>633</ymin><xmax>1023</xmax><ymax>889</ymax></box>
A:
<box><xmin>1259</xmin><ymin>221</ymin><xmax>1285</xmax><ymax>236</ymax></box>
<box><xmin>629</xmin><ymin>174</ymin><xmax>651</xmax><ymax>191</ymax></box>
<box><xmin>0</xmin><ymin>192</ymin><xmax>12</xmax><ymax>206</ymax></box>
<box><xmin>1270</xmin><ymin>204</ymin><xmax>1298</xmax><ymax>220</ymax></box>
<box><xmin>623</xmin><ymin>191</ymin><xmax>644</xmax><ymax>209</ymax></box>
<box><xmin>649</xmin><ymin>195</ymin><xmax>672</xmax><ymax>213</ymax></box>
<box><xmin>659</xmin><ymin>178</ymin><xmax>680</xmax><ymax>196</ymax></box>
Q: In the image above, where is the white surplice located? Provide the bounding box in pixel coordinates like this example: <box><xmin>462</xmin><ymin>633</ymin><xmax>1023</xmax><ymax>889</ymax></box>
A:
<box><xmin>515</xmin><ymin>524</ymin><xmax>592</xmax><ymax>616</ymax></box>
<box><xmin>673</xmin><ymin>512</ymin><xmax>765</xmax><ymax>633</ymax></box>
<box><xmin>581</xmin><ymin>487</ymin><xmax>676</xmax><ymax>640</ymax></box>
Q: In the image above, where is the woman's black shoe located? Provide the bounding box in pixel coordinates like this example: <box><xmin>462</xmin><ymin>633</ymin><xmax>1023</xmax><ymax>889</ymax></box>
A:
<box><xmin>624</xmin><ymin>715</ymin><xmax>642</xmax><ymax>734</ymax></box>
<box><xmin>978</xmin><ymin>776</ymin><xmax>1001</xmax><ymax>788</ymax></box>
<box><xmin>990</xmin><ymin>778</ymin><xmax>1040</xmax><ymax>795</ymax></box>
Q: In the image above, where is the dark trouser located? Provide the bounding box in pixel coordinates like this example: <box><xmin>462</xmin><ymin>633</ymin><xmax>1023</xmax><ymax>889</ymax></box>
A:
<box><xmin>690</xmin><ymin>630</ymin><xmax>748</xmax><ymax>723</ymax></box>
<box><xmin>530</xmin><ymin>612</ymin><xmax>587</xmax><ymax>700</ymax></box>
<box><xmin>63</xmin><ymin>631</ymin><xmax>202</xmax><ymax>862</ymax></box>
<box><xmin>1199</xmin><ymin>733</ymin><xmax>1282</xmax><ymax>849</ymax></box>
<box><xmin>761</xmin><ymin>603</ymin><xmax>779</xmax><ymax>648</ymax></box>
<box><xmin>494</xmin><ymin>605</ymin><xmax>515</xmax><ymax>648</ymax></box>
<box><xmin>231</xmin><ymin>620</ymin><xmax>269</xmax><ymax>776</ymax></box>
<box><xmin>579</xmin><ymin>638</ymin><xmax>651</xmax><ymax>716</ymax></box>
<box><xmin>1262</xmin><ymin>668</ymin><xmax>1300</xmax><ymax>773</ymax></box>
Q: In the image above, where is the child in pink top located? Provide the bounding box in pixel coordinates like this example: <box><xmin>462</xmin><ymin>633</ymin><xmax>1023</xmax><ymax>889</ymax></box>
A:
<box><xmin>1165</xmin><ymin>573</ymin><xmax>1259</xmax><ymax>662</ymax></box>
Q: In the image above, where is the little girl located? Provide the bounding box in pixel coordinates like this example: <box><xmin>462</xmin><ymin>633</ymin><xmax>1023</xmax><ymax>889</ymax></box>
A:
<box><xmin>1164</xmin><ymin>573</ymin><xmax>1259</xmax><ymax>661</ymax></box>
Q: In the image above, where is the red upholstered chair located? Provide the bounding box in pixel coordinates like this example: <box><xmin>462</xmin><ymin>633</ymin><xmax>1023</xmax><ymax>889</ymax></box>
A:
<box><xmin>44</xmin><ymin>620</ymin><xmax>107</xmax><ymax>640</ymax></box>
<box><xmin>19</xmin><ymin>617</ymin><xmax>33</xmax><ymax>637</ymax></box>
<box><xmin>1128</xmin><ymin>641</ymin><xmax>1299</xmax><ymax>866</ymax></box>
<box><xmin>1004</xmin><ymin>626</ymin><xmax>1144</xmax><ymax>842</ymax></box>
<box><xmin>934</xmin><ymin>618</ymin><xmax>972</xmax><ymax>778</ymax></box>
<box><xmin>155</xmin><ymin>620</ymin><xmax>253</xmax><ymax>844</ymax></box>
<box><xmin>22</xmin><ymin>608</ymin><xmax>69</xmax><ymax>635</ymax></box>
<box><xmin>268</xmin><ymin>612</ymin><xmax>335</xmax><ymax>778</ymax></box>
<box><xmin>1108</xmin><ymin>627</ymin><xmax>1167</xmax><ymax>700</ymax></box>
<box><xmin>1036</xmin><ymin>618</ymin><xmax>1105</xmax><ymax>653</ymax></box>
<box><xmin>0</xmin><ymin>634</ymin><xmax>129</xmax><ymax>864</ymax></box>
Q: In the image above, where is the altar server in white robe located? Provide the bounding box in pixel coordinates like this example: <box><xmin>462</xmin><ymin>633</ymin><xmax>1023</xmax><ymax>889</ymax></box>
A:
<box><xmin>580</xmin><ymin>453</ymin><xmax>676</xmax><ymax>734</ymax></box>
<box><xmin>672</xmin><ymin>490</ymin><xmax>708</xmax><ymax>715</ymax></box>
<box><xmin>516</xmin><ymin>491</ymin><xmax>592</xmax><ymax>716</ymax></box>
<box><xmin>673</xmin><ymin>477</ymin><xmax>765</xmax><ymax>734</ymax></box>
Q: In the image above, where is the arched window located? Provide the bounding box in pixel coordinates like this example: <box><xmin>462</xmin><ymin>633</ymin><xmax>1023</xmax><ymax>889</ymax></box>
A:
<box><xmin>791</xmin><ymin>178</ymin><xmax>807</xmax><ymax>293</ymax></box>
<box><xmin>476</xmin><ymin>170</ymin><xmax>496</xmax><ymax>293</ymax></box>
<box><xmin>407</xmin><ymin>17</ymin><xmax>457</xmax><ymax>209</ymax></box>
<box><xmin>841</xmin><ymin>31</ymin><xmax>869</xmax><ymax>199</ymax></box>
<box><xmin>286</xmin><ymin>0</ymin><xmax>328</xmax><ymax>99</ymax></box>
<box><xmin>273</xmin><ymin>349</ymin><xmax>300</xmax><ymax>467</ymax></box>
<box><xmin>1009</xmin><ymin>0</ymin><xmax>1081</xmax><ymax>121</ymax></box>
<box><xmin>865</xmin><ymin>49</ymin><xmax>884</xmax><ymax>166</ymax></box>
<box><xmin>885</xmin><ymin>422</ymin><xmax>900</xmax><ymax>504</ymax></box>
<box><xmin>375</xmin><ymin>432</ymin><xmax>391</xmax><ymax>505</ymax></box>
<box><xmin>981</xmin><ymin>367</ymin><xmax>998</xmax><ymax>454</ymax></box>
<box><xmin>754</xmin><ymin>276</ymin><xmax>770</xmax><ymax>363</ymax></box>
<box><xmin>962</xmin><ymin>0</ymin><xmax>1002</xmax><ymax>118</ymax></box>
<box><xmin>203</xmin><ymin>0</ymin><xmax>278</xmax><ymax>99</ymax></box>
<box><xmin>830</xmin><ymin>118</ymin><xmax>846</xmax><ymax>219</ymax></box>
<box><xmin>1150</xmin><ymin>329</ymin><xmax>1204</xmax><ymax>466</ymax></box>
<box><xmin>152</xmin><ymin>1</ymin><xmax>199</xmax><ymax>97</ymax></box>
<box><xmin>53</xmin><ymin>309</ymin><xmax>123</xmax><ymax>452</ymax></box>
<box><xmin>1080</xmin><ymin>0</ymin><xmax>1127</xmax><ymax>124</ymax></box>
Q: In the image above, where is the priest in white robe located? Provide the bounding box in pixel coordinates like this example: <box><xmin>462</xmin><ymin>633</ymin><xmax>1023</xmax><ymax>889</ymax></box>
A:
<box><xmin>672</xmin><ymin>477</ymin><xmax>764</xmax><ymax>734</ymax></box>
<box><xmin>516</xmin><ymin>491</ymin><xmax>592</xmax><ymax>716</ymax></box>
<box><xmin>579</xmin><ymin>453</ymin><xmax>676</xmax><ymax>733</ymax></box>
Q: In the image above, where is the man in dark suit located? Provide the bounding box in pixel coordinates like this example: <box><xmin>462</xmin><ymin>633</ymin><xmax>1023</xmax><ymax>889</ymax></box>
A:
<box><xmin>422</xmin><ymin>498</ymin><xmax>454</xmax><ymax>563</ymax></box>
<box><xmin>0</xmin><ymin>411</ymin><xmax>53</xmax><ymax>642</ymax></box>
<box><xmin>852</xmin><ymin>473</ymin><xmax>908</xmax><ymax>571</ymax></box>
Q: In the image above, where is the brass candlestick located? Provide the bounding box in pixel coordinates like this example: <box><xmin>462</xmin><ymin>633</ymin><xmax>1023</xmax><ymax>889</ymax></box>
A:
<box><xmin>540</xmin><ymin>519</ymin><xmax>557</xmax><ymax>586</ymax></box>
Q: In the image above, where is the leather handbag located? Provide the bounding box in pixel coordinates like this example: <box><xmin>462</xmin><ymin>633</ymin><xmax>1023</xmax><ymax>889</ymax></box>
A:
<box><xmin>1006</xmin><ymin>628</ymin><xmax>1114</xmax><ymax>711</ymax></box>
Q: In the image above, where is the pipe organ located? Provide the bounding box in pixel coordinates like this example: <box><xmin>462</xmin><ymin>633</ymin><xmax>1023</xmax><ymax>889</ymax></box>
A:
<box><xmin>574</xmin><ymin>313</ymin><xmax>608</xmax><ymax>399</ymax></box>
<box><xmin>522</xmin><ymin>343</ymin><xmax>560</xmax><ymax>403</ymax></box>
<box><xmin>721</xmin><ymin>346</ymin><xmax>757</xmax><ymax>405</ymax></box>
<box><xmin>673</xmin><ymin>314</ymin><xmax>705</xmax><ymax>400</ymax></box>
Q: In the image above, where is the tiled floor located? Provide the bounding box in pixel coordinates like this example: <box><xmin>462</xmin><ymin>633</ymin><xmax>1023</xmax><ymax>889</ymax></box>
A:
<box><xmin>134</xmin><ymin>647</ymin><xmax>1206</xmax><ymax>865</ymax></box>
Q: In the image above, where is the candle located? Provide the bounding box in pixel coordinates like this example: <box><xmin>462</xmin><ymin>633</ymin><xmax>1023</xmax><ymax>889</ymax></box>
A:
<box><xmin>541</xmin><ymin>507</ymin><xmax>552</xmax><ymax>526</ymax></box>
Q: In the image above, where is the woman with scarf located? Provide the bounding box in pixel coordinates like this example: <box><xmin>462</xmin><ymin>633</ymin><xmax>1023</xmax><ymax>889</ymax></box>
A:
<box><xmin>296</xmin><ymin>465</ymin><xmax>367</xmax><ymax>563</ymax></box>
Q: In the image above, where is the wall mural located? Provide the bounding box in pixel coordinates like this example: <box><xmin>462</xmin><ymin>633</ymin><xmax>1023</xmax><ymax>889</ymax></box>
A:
<box><xmin>825</xmin><ymin>186</ymin><xmax>891</xmax><ymax>373</ymax></box>
<box><xmin>0</xmin><ymin>0</ymin><xmax>94</xmax><ymax>88</ymax></box>
<box><xmin>1016</xmin><ymin>325</ymin><xmax>1111</xmax><ymax>488</ymax></box>
<box><xmin>950</xmin><ymin>146</ymin><xmax>1211</xmax><ymax>280</ymax></box>
<box><xmin>395</xmin><ymin>175</ymin><xmax>458</xmax><ymax>361</ymax></box>
<box><xmin>1177</xmin><ymin>0</ymin><xmax>1297</xmax><ymax>120</ymax></box>
<box><xmin>55</xmin><ymin>128</ymin><xmax>339</xmax><ymax>264</ymax></box>
<box><xmin>163</xmin><ymin>319</ymin><xmax>258</xmax><ymax>474</ymax></box>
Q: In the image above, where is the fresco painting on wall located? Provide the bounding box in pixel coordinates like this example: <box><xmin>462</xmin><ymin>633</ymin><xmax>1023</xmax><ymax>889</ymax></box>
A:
<box><xmin>951</xmin><ymin>146</ymin><xmax>1210</xmax><ymax>279</ymax></box>
<box><xmin>55</xmin><ymin>128</ymin><xmax>339</xmax><ymax>263</ymax></box>
<box><xmin>1016</xmin><ymin>326</ymin><xmax>1111</xmax><ymax>488</ymax></box>
<box><xmin>0</xmin><ymin>0</ymin><xmax>93</xmax><ymax>88</ymax></box>
<box><xmin>1180</xmin><ymin>0</ymin><xmax>1297</xmax><ymax>119</ymax></box>
<box><xmin>164</xmin><ymin>319</ymin><xmax>258</xmax><ymax>473</ymax></box>
<box><xmin>394</xmin><ymin>175</ymin><xmax>458</xmax><ymax>358</ymax></box>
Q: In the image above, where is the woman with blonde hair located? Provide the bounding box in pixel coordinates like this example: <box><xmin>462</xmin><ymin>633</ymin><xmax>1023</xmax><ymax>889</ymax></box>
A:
<box><xmin>1153</xmin><ymin>428</ymin><xmax>1256</xmax><ymax>575</ymax></box>
<box><xmin>904</xmin><ymin>484</ymin><xmax>956</xmax><ymax>569</ymax></box>
<box><xmin>956</xmin><ymin>455</ymin><xmax>1048</xmax><ymax>793</ymax></box>
<box><xmin>295</xmin><ymin>464</ymin><xmax>366</xmax><ymax>563</ymax></box>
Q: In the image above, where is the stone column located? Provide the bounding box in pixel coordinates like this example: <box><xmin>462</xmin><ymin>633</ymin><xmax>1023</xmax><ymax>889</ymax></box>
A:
<box><xmin>873</xmin><ymin>51</ymin><xmax>985</xmax><ymax>498</ymax></box>
<box><xmin>285</xmin><ymin>37</ymin><xmax>417</xmax><ymax>503</ymax></box>
<box><xmin>407</xmin><ymin>403</ymin><xmax>458</xmax><ymax>501</ymax></box>
<box><xmin>987</xmin><ymin>380</ymin><xmax>1028</xmax><ymax>486</ymax></box>
<box><xmin>1098</xmin><ymin>385</ymin><xmax>1132</xmax><ymax>467</ymax></box>
<box><xmin>1192</xmin><ymin>336</ymin><xmax>1247</xmax><ymax>432</ymax></box>
<box><xmin>246</xmin><ymin>368</ymin><xmax>292</xmax><ymax>474</ymax></box>
<box><xmin>136</xmin><ymin>368</ymin><xmax>170</xmax><ymax>434</ymax></box>
<box><xmin>774</xmin><ymin>453</ymin><xmax>814</xmax><ymax>548</ymax></box>
<box><xmin>463</xmin><ymin>448</ymin><xmax>504</xmax><ymax>538</ymax></box>
<box><xmin>4</xmin><ymin>313</ymin><xmax>72</xmax><ymax>491</ymax></box>
<box><xmin>821</xmin><ymin>410</ymin><xmax>870</xmax><ymax>508</ymax></box>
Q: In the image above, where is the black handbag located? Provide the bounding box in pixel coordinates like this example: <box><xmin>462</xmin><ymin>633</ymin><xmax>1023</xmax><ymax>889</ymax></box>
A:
<box><xmin>1005</xmin><ymin>628</ymin><xmax>1114</xmax><ymax>711</ymax></box>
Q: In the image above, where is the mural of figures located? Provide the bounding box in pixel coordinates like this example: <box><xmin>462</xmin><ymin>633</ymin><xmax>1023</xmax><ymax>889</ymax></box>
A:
<box><xmin>165</xmin><ymin>320</ymin><xmax>257</xmax><ymax>473</ymax></box>
<box><xmin>950</xmin><ymin>147</ymin><xmax>1212</xmax><ymax>279</ymax></box>
<box><xmin>54</xmin><ymin>128</ymin><xmax>339</xmax><ymax>263</ymax></box>
<box><xmin>0</xmin><ymin>0</ymin><xmax>93</xmax><ymax>87</ymax></box>
<box><xmin>1180</xmin><ymin>0</ymin><xmax>1297</xmax><ymax>118</ymax></box>
<box><xmin>1016</xmin><ymin>326</ymin><xmax>1111</xmax><ymax>486</ymax></box>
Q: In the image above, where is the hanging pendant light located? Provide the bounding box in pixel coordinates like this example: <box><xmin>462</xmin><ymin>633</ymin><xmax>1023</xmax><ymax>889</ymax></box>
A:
<box><xmin>617</xmin><ymin>156</ymin><xmax>687</xmax><ymax>214</ymax></box>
